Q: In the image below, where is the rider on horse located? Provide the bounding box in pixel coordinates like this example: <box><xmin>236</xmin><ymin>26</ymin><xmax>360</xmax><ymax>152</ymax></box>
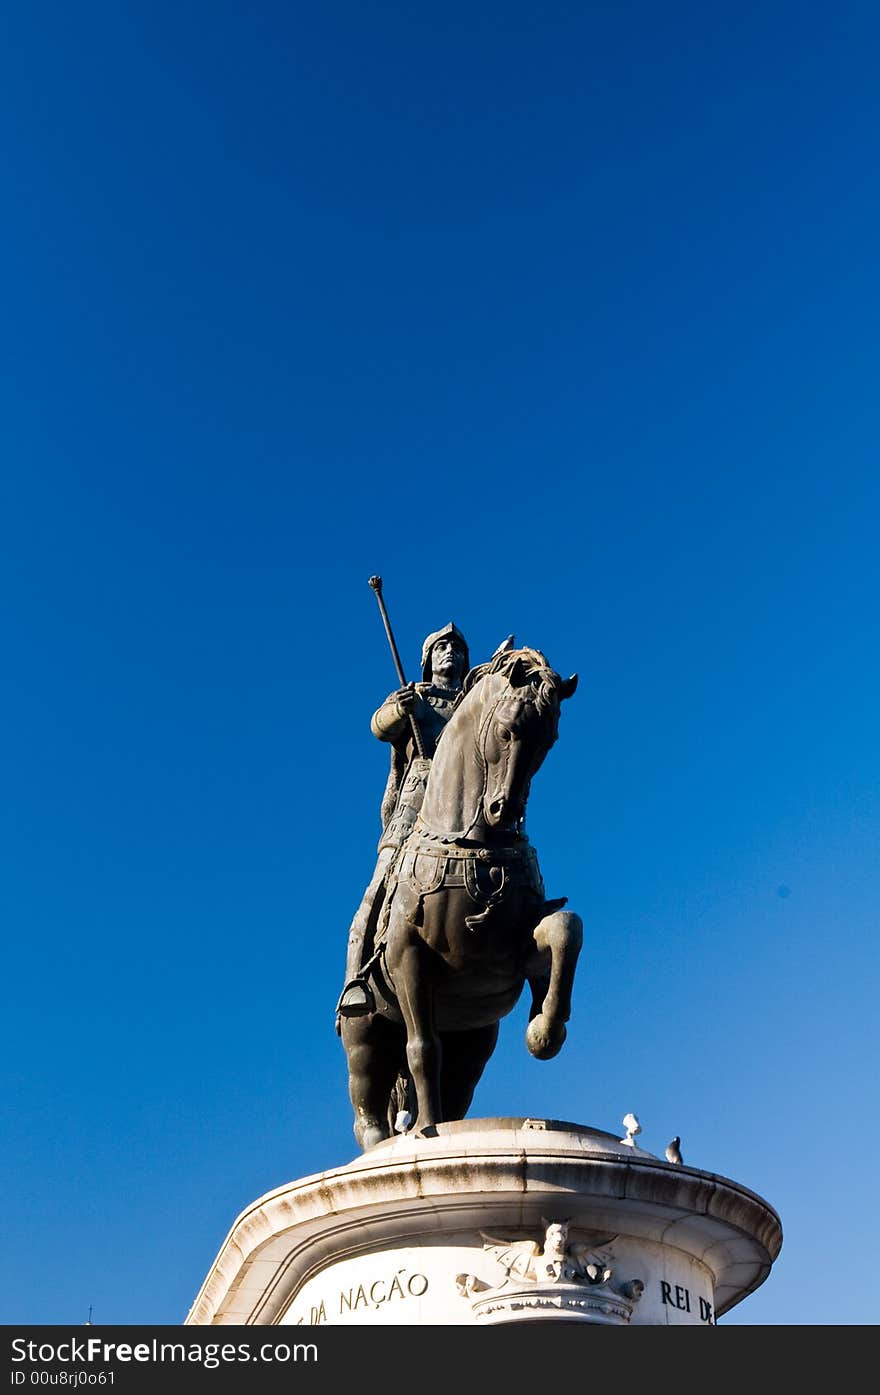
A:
<box><xmin>338</xmin><ymin>637</ymin><xmax>581</xmax><ymax>1149</ymax></box>
<box><xmin>336</xmin><ymin>622</ymin><xmax>469</xmax><ymax>1022</ymax></box>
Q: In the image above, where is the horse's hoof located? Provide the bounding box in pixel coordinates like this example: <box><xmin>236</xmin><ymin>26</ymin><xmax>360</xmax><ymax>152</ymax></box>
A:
<box><xmin>526</xmin><ymin>1014</ymin><xmax>566</xmax><ymax>1060</ymax></box>
<box><xmin>360</xmin><ymin>1123</ymin><xmax>390</xmax><ymax>1150</ymax></box>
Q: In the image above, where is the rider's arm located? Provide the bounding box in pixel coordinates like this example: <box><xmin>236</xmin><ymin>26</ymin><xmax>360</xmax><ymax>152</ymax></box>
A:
<box><xmin>371</xmin><ymin>683</ymin><xmax>431</xmax><ymax>742</ymax></box>
<box><xmin>371</xmin><ymin>687</ymin><xmax>415</xmax><ymax>742</ymax></box>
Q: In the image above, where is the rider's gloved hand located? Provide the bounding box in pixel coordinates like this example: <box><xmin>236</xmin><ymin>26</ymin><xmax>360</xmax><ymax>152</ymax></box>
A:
<box><xmin>394</xmin><ymin>682</ymin><xmax>418</xmax><ymax>715</ymax></box>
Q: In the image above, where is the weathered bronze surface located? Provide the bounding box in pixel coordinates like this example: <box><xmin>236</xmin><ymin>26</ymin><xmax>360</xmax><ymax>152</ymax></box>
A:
<box><xmin>338</xmin><ymin>615</ymin><xmax>470</xmax><ymax>1010</ymax></box>
<box><xmin>338</xmin><ymin>594</ymin><xmax>581</xmax><ymax>1152</ymax></box>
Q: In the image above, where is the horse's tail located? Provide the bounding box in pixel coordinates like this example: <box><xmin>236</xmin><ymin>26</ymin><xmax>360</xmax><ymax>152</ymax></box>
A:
<box><xmin>387</xmin><ymin>1070</ymin><xmax>415</xmax><ymax>1134</ymax></box>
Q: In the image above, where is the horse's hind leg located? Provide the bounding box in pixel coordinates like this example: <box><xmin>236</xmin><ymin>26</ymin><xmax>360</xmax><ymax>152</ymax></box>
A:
<box><xmin>525</xmin><ymin>909</ymin><xmax>583</xmax><ymax>1060</ymax></box>
<box><xmin>439</xmin><ymin>1023</ymin><xmax>499</xmax><ymax>1122</ymax></box>
<box><xmin>341</xmin><ymin>1014</ymin><xmax>404</xmax><ymax>1151</ymax></box>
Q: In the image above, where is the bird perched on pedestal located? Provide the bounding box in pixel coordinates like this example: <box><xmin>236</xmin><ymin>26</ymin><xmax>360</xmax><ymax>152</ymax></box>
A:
<box><xmin>620</xmin><ymin>1113</ymin><xmax>641</xmax><ymax>1146</ymax></box>
<box><xmin>665</xmin><ymin>1136</ymin><xmax>683</xmax><ymax>1166</ymax></box>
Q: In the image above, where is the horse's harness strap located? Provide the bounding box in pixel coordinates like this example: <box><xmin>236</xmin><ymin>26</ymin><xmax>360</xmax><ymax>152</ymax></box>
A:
<box><xmin>397</xmin><ymin>840</ymin><xmax>544</xmax><ymax>909</ymax></box>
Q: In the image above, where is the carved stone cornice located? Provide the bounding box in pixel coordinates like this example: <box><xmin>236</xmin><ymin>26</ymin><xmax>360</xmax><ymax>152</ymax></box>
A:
<box><xmin>468</xmin><ymin>1280</ymin><xmax>641</xmax><ymax>1325</ymax></box>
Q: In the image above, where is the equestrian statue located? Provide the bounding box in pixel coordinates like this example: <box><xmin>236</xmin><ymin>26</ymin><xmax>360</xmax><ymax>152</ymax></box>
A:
<box><xmin>337</xmin><ymin>578</ymin><xmax>582</xmax><ymax>1151</ymax></box>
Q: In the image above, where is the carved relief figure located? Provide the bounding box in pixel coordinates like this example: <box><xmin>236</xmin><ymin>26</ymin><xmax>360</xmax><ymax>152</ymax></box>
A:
<box><xmin>455</xmin><ymin>1220</ymin><xmax>645</xmax><ymax>1322</ymax></box>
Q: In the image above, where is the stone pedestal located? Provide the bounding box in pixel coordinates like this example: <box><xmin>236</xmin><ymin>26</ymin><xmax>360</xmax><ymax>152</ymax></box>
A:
<box><xmin>185</xmin><ymin>1118</ymin><xmax>781</xmax><ymax>1327</ymax></box>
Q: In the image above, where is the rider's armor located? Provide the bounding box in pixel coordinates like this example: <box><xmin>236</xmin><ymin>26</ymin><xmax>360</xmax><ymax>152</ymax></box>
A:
<box><xmin>373</xmin><ymin>684</ymin><xmax>460</xmax><ymax>850</ymax></box>
<box><xmin>336</xmin><ymin>624</ymin><xmax>468</xmax><ymax>1023</ymax></box>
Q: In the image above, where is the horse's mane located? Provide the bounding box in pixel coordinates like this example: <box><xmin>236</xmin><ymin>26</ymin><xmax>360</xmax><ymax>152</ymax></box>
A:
<box><xmin>457</xmin><ymin>646</ymin><xmax>563</xmax><ymax>712</ymax></box>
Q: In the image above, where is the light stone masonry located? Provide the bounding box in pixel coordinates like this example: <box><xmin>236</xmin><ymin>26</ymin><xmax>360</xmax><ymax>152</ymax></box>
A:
<box><xmin>186</xmin><ymin>1118</ymin><xmax>781</xmax><ymax>1327</ymax></box>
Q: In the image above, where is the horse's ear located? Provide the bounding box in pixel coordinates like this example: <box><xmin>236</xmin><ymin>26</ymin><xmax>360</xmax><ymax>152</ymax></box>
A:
<box><xmin>508</xmin><ymin>656</ymin><xmax>530</xmax><ymax>688</ymax></box>
<box><xmin>560</xmin><ymin>673</ymin><xmax>578</xmax><ymax>700</ymax></box>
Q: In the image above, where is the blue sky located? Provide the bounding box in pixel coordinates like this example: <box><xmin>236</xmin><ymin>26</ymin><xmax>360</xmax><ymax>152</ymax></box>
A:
<box><xmin>1</xmin><ymin>2</ymin><xmax>878</xmax><ymax>1326</ymax></box>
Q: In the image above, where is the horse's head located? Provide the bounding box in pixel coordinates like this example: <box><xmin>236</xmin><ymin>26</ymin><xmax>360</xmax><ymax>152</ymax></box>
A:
<box><xmin>419</xmin><ymin>647</ymin><xmax>577</xmax><ymax>842</ymax></box>
<box><xmin>477</xmin><ymin>649</ymin><xmax>577</xmax><ymax>835</ymax></box>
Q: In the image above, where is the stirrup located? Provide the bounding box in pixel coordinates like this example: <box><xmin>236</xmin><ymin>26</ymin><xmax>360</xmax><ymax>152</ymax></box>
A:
<box><xmin>335</xmin><ymin>976</ymin><xmax>376</xmax><ymax>1019</ymax></box>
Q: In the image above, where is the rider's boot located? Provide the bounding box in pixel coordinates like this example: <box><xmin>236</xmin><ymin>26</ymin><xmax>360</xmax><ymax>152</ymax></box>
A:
<box><xmin>335</xmin><ymin>920</ymin><xmax>376</xmax><ymax>1030</ymax></box>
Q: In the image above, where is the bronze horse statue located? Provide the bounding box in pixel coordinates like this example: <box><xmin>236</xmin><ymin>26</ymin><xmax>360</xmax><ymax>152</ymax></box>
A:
<box><xmin>339</xmin><ymin>647</ymin><xmax>582</xmax><ymax>1151</ymax></box>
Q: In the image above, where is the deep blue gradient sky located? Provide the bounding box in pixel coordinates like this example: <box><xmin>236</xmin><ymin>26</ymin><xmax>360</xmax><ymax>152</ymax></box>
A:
<box><xmin>2</xmin><ymin>3</ymin><xmax>878</xmax><ymax>1326</ymax></box>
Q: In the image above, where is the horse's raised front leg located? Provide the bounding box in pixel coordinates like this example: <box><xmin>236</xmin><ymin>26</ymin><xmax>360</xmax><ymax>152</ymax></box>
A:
<box><xmin>341</xmin><ymin>1013</ymin><xmax>404</xmax><ymax>1151</ymax></box>
<box><xmin>525</xmin><ymin>908</ymin><xmax>583</xmax><ymax>1060</ymax></box>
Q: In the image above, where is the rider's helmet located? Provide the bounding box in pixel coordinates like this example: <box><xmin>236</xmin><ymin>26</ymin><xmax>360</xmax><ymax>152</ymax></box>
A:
<box><xmin>420</xmin><ymin>622</ymin><xmax>469</xmax><ymax>682</ymax></box>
